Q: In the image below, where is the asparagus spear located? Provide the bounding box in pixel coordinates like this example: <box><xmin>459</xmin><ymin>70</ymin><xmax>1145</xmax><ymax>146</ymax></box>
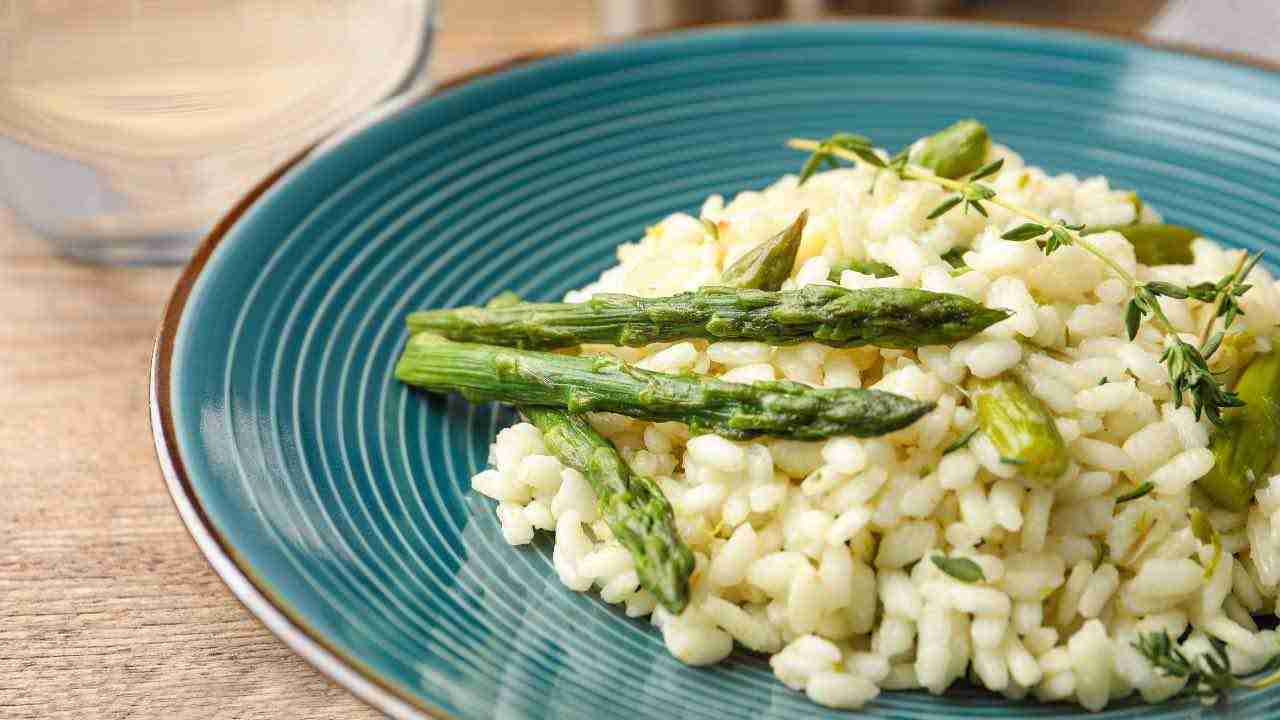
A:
<box><xmin>1199</xmin><ymin>351</ymin><xmax>1280</xmax><ymax>510</ymax></box>
<box><xmin>407</xmin><ymin>285</ymin><xmax>1009</xmax><ymax>351</ymax></box>
<box><xmin>523</xmin><ymin>407</ymin><xmax>694</xmax><ymax>613</ymax></box>
<box><xmin>396</xmin><ymin>334</ymin><xmax>935</xmax><ymax>439</ymax></box>
<box><xmin>1082</xmin><ymin>223</ymin><xmax>1198</xmax><ymax>266</ymax></box>
<box><xmin>909</xmin><ymin>119</ymin><xmax>991</xmax><ymax>180</ymax></box>
<box><xmin>720</xmin><ymin>211</ymin><xmax>806</xmax><ymax>290</ymax></box>
<box><xmin>970</xmin><ymin>374</ymin><xmax>1069</xmax><ymax>482</ymax></box>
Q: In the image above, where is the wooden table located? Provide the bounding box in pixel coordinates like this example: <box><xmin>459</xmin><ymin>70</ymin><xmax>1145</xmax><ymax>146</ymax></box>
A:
<box><xmin>0</xmin><ymin>2</ymin><xmax>1162</xmax><ymax>717</ymax></box>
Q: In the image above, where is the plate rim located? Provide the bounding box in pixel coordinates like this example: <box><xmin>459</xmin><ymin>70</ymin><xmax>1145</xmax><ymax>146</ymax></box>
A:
<box><xmin>148</xmin><ymin>19</ymin><xmax>1280</xmax><ymax>720</ymax></box>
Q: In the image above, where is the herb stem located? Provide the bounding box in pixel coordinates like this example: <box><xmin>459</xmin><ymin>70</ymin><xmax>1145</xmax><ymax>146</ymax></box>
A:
<box><xmin>1198</xmin><ymin>250</ymin><xmax>1251</xmax><ymax>349</ymax></box>
<box><xmin>919</xmin><ymin>166</ymin><xmax>1142</xmax><ymax>289</ymax></box>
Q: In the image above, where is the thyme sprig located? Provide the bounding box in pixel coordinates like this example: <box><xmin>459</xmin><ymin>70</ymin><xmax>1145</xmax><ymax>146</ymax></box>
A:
<box><xmin>798</xmin><ymin>133</ymin><xmax>884</xmax><ymax>184</ymax></box>
<box><xmin>1116</xmin><ymin>481</ymin><xmax>1154</xmax><ymax>504</ymax></box>
<box><xmin>1133</xmin><ymin>631</ymin><xmax>1280</xmax><ymax>706</ymax></box>
<box><xmin>1197</xmin><ymin>251</ymin><xmax>1262</xmax><ymax>360</ymax></box>
<box><xmin>789</xmin><ymin>134</ymin><xmax>1263</xmax><ymax>425</ymax></box>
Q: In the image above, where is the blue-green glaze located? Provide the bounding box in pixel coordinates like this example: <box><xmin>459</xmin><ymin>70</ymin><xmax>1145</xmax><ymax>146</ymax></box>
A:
<box><xmin>156</xmin><ymin>22</ymin><xmax>1280</xmax><ymax>719</ymax></box>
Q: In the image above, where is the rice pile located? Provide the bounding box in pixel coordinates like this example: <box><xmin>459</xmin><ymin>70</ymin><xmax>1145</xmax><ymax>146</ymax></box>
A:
<box><xmin>469</xmin><ymin>140</ymin><xmax>1280</xmax><ymax>710</ymax></box>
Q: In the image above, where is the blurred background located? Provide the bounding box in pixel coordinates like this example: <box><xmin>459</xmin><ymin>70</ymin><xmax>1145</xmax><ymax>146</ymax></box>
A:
<box><xmin>2</xmin><ymin>1</ymin><xmax>1276</xmax><ymax>718</ymax></box>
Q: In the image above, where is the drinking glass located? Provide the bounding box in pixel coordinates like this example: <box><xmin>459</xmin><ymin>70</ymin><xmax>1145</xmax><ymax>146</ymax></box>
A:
<box><xmin>0</xmin><ymin>1</ymin><xmax>436</xmax><ymax>264</ymax></box>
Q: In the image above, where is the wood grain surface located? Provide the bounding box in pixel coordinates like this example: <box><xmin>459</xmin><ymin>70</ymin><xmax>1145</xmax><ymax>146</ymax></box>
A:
<box><xmin>0</xmin><ymin>2</ymin><xmax>1160</xmax><ymax>718</ymax></box>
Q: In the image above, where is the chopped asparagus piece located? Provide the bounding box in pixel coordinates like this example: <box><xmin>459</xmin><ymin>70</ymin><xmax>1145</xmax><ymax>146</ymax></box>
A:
<box><xmin>1082</xmin><ymin>223</ymin><xmax>1198</xmax><ymax>266</ymax></box>
<box><xmin>1200</xmin><ymin>351</ymin><xmax>1280</xmax><ymax>510</ymax></box>
<box><xmin>486</xmin><ymin>290</ymin><xmax>523</xmax><ymax>309</ymax></box>
<box><xmin>970</xmin><ymin>374</ymin><xmax>1069</xmax><ymax>482</ymax></box>
<box><xmin>910</xmin><ymin>119</ymin><xmax>991</xmax><ymax>179</ymax></box>
<box><xmin>721</xmin><ymin>211</ymin><xmax>806</xmax><ymax>290</ymax></box>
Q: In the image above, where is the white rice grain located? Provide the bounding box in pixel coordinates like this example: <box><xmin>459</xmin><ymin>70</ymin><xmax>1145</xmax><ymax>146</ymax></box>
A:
<box><xmin>990</xmin><ymin>480</ymin><xmax>1025</xmax><ymax>532</ymax></box>
<box><xmin>1077</xmin><ymin>564</ymin><xmax>1119</xmax><ymax>619</ymax></box>
<box><xmin>1068</xmin><ymin>619</ymin><xmax>1113</xmax><ymax>711</ymax></box>
<box><xmin>664</xmin><ymin>616</ymin><xmax>733</xmax><ymax>666</ymax></box>
<box><xmin>876</xmin><ymin>522</ymin><xmax>937</xmax><ymax>569</ymax></box>
<box><xmin>1148</xmin><ymin>447</ymin><xmax>1215</xmax><ymax>495</ymax></box>
<box><xmin>1074</xmin><ymin>379</ymin><xmax>1137</xmax><ymax>413</ymax></box>
<box><xmin>805</xmin><ymin>671</ymin><xmax>880</xmax><ymax>709</ymax></box>
<box><xmin>965</xmin><ymin>338</ymin><xmax>1023</xmax><ymax>378</ymax></box>
<box><xmin>1020</xmin><ymin>489</ymin><xmax>1054</xmax><ymax>552</ymax></box>
<box><xmin>721</xmin><ymin>362</ymin><xmax>777</xmax><ymax>384</ymax></box>
<box><xmin>1071</xmin><ymin>437</ymin><xmax>1132</xmax><ymax>473</ymax></box>
<box><xmin>708</xmin><ymin>523</ymin><xmax>758</xmax><ymax>587</ymax></box>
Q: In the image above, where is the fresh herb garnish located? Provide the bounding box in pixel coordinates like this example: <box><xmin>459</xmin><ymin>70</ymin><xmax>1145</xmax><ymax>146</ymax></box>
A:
<box><xmin>1133</xmin><ymin>631</ymin><xmax>1280</xmax><ymax>706</ymax></box>
<box><xmin>1161</xmin><ymin>339</ymin><xmax>1245</xmax><ymax>426</ymax></box>
<box><xmin>927</xmin><ymin>181</ymin><xmax>997</xmax><ymax>219</ymax></box>
<box><xmin>969</xmin><ymin>158</ymin><xmax>1005</xmax><ymax>182</ymax></box>
<box><xmin>789</xmin><ymin>132</ymin><xmax>1263</xmax><ymax>426</ymax></box>
<box><xmin>931</xmin><ymin>555</ymin><xmax>985</xmax><ymax>583</ymax></box>
<box><xmin>943</xmin><ymin>426</ymin><xmax>979</xmax><ymax>455</ymax></box>
<box><xmin>798</xmin><ymin>133</ymin><xmax>882</xmax><ymax>184</ymax></box>
<box><xmin>997</xmin><ymin>220</ymin><xmax>1082</xmax><ymax>255</ymax></box>
<box><xmin>1116</xmin><ymin>482</ymin><xmax>1154</xmax><ymax>503</ymax></box>
<box><xmin>1197</xmin><ymin>251</ymin><xmax>1262</xmax><ymax>360</ymax></box>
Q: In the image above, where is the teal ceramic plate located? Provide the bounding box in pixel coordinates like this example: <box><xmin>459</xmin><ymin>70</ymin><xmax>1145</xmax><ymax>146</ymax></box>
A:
<box><xmin>152</xmin><ymin>22</ymin><xmax>1280</xmax><ymax>719</ymax></box>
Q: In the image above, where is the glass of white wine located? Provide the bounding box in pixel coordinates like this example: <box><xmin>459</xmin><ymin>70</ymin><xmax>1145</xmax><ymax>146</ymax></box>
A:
<box><xmin>0</xmin><ymin>1</ymin><xmax>436</xmax><ymax>264</ymax></box>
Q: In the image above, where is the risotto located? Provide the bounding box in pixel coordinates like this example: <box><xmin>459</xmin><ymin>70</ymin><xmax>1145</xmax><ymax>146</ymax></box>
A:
<box><xmin>433</xmin><ymin>125</ymin><xmax>1280</xmax><ymax>710</ymax></box>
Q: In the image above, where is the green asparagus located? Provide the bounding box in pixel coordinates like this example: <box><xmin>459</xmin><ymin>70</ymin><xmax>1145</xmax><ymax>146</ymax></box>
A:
<box><xmin>720</xmin><ymin>211</ymin><xmax>806</xmax><ymax>290</ymax></box>
<box><xmin>1199</xmin><ymin>351</ymin><xmax>1280</xmax><ymax>511</ymax></box>
<box><xmin>485</xmin><ymin>290</ymin><xmax>523</xmax><ymax>309</ymax></box>
<box><xmin>909</xmin><ymin>119</ymin><xmax>991</xmax><ymax>179</ymax></box>
<box><xmin>407</xmin><ymin>285</ymin><xmax>1009</xmax><ymax>351</ymax></box>
<box><xmin>970</xmin><ymin>374</ymin><xmax>1069</xmax><ymax>482</ymax></box>
<box><xmin>1082</xmin><ymin>223</ymin><xmax>1198</xmax><ymax>266</ymax></box>
<box><xmin>523</xmin><ymin>407</ymin><xmax>694</xmax><ymax>613</ymax></box>
<box><xmin>396</xmin><ymin>334</ymin><xmax>935</xmax><ymax>439</ymax></box>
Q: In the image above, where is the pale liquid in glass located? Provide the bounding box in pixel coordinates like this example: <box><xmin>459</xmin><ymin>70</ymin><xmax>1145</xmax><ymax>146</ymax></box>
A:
<box><xmin>0</xmin><ymin>1</ymin><xmax>433</xmax><ymax>263</ymax></box>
